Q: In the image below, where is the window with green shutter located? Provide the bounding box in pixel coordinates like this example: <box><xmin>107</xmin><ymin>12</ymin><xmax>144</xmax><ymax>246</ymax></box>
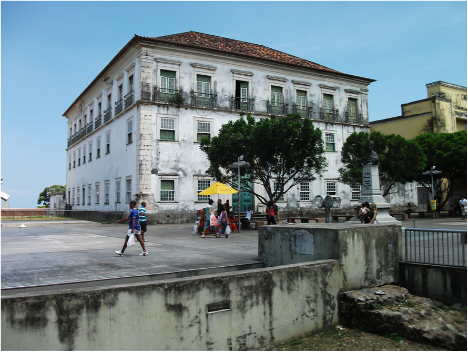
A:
<box><xmin>347</xmin><ymin>98</ymin><xmax>357</xmax><ymax>123</ymax></box>
<box><xmin>323</xmin><ymin>94</ymin><xmax>334</xmax><ymax>120</ymax></box>
<box><xmin>296</xmin><ymin>90</ymin><xmax>307</xmax><ymax>117</ymax></box>
<box><xmin>271</xmin><ymin>86</ymin><xmax>283</xmax><ymax>114</ymax></box>
<box><xmin>197</xmin><ymin>121</ymin><xmax>211</xmax><ymax>142</ymax></box>
<box><xmin>196</xmin><ymin>75</ymin><xmax>211</xmax><ymax>107</ymax></box>
<box><xmin>160</xmin><ymin>70</ymin><xmax>176</xmax><ymax>102</ymax></box>
<box><xmin>160</xmin><ymin>118</ymin><xmax>175</xmax><ymax>141</ymax></box>
<box><xmin>161</xmin><ymin>180</ymin><xmax>175</xmax><ymax>201</ymax></box>
<box><xmin>325</xmin><ymin>133</ymin><xmax>335</xmax><ymax>152</ymax></box>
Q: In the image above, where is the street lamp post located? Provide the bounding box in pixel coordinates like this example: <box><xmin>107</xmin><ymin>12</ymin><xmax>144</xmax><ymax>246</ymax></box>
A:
<box><xmin>228</xmin><ymin>155</ymin><xmax>250</xmax><ymax>232</ymax></box>
<box><xmin>422</xmin><ymin>166</ymin><xmax>442</xmax><ymax>219</ymax></box>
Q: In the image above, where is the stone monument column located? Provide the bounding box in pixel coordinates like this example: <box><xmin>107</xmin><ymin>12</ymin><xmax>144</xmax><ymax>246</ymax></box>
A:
<box><xmin>348</xmin><ymin>141</ymin><xmax>400</xmax><ymax>224</ymax></box>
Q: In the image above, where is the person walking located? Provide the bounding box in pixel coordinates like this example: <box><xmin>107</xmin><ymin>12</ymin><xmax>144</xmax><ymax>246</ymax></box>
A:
<box><xmin>266</xmin><ymin>200</ymin><xmax>276</xmax><ymax>225</ymax></box>
<box><xmin>115</xmin><ymin>200</ymin><xmax>148</xmax><ymax>256</ymax></box>
<box><xmin>201</xmin><ymin>199</ymin><xmax>214</xmax><ymax>238</ymax></box>
<box><xmin>217</xmin><ymin>205</ymin><xmax>228</xmax><ymax>238</ymax></box>
<box><xmin>273</xmin><ymin>200</ymin><xmax>280</xmax><ymax>224</ymax></box>
<box><xmin>370</xmin><ymin>203</ymin><xmax>378</xmax><ymax>224</ymax></box>
<box><xmin>459</xmin><ymin>196</ymin><xmax>467</xmax><ymax>222</ymax></box>
<box><xmin>139</xmin><ymin>201</ymin><xmax>150</xmax><ymax>242</ymax></box>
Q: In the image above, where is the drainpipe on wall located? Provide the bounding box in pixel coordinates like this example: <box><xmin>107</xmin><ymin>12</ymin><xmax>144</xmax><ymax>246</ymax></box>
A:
<box><xmin>450</xmin><ymin>99</ymin><xmax>454</xmax><ymax>132</ymax></box>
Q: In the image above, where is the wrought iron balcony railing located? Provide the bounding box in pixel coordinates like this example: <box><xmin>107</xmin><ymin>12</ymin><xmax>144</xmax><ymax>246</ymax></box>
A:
<box><xmin>292</xmin><ymin>104</ymin><xmax>313</xmax><ymax>118</ymax></box>
<box><xmin>124</xmin><ymin>91</ymin><xmax>134</xmax><ymax>108</ymax></box>
<box><xmin>231</xmin><ymin>97</ymin><xmax>254</xmax><ymax>112</ymax></box>
<box><xmin>190</xmin><ymin>92</ymin><xmax>218</xmax><ymax>109</ymax></box>
<box><xmin>319</xmin><ymin>108</ymin><xmax>340</xmax><ymax>122</ymax></box>
<box><xmin>114</xmin><ymin>99</ymin><xmax>123</xmax><ymax>115</ymax></box>
<box><xmin>267</xmin><ymin>101</ymin><xmax>289</xmax><ymax>115</ymax></box>
<box><xmin>103</xmin><ymin>107</ymin><xmax>112</xmax><ymax>123</ymax></box>
<box><xmin>86</xmin><ymin>122</ymin><xmax>93</xmax><ymax>134</ymax></box>
<box><xmin>94</xmin><ymin>114</ymin><xmax>102</xmax><ymax>129</ymax></box>
<box><xmin>344</xmin><ymin>111</ymin><xmax>364</xmax><ymax>125</ymax></box>
<box><xmin>67</xmin><ymin>122</ymin><xmax>94</xmax><ymax>148</ymax></box>
<box><xmin>153</xmin><ymin>87</ymin><xmax>184</xmax><ymax>104</ymax></box>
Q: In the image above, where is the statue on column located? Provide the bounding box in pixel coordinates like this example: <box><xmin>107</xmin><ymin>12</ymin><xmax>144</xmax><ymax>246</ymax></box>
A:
<box><xmin>363</xmin><ymin>140</ymin><xmax>379</xmax><ymax>165</ymax></box>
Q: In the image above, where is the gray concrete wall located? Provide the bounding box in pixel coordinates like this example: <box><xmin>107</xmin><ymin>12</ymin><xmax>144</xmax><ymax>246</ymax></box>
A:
<box><xmin>399</xmin><ymin>262</ymin><xmax>467</xmax><ymax>305</ymax></box>
<box><xmin>2</xmin><ymin>261</ymin><xmax>342</xmax><ymax>351</ymax></box>
<box><xmin>258</xmin><ymin>223</ymin><xmax>401</xmax><ymax>289</ymax></box>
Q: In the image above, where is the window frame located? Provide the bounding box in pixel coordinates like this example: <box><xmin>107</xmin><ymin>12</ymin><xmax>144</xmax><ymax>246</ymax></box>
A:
<box><xmin>194</xmin><ymin>117</ymin><xmax>213</xmax><ymax>143</ymax></box>
<box><xmin>351</xmin><ymin>184</ymin><xmax>361</xmax><ymax>201</ymax></box>
<box><xmin>299</xmin><ymin>182</ymin><xmax>311</xmax><ymax>202</ymax></box>
<box><xmin>96</xmin><ymin>137</ymin><xmax>101</xmax><ymax>158</ymax></box>
<box><xmin>158</xmin><ymin>176</ymin><xmax>179</xmax><ymax>203</ymax></box>
<box><xmin>105</xmin><ymin>131</ymin><xmax>111</xmax><ymax>155</ymax></box>
<box><xmin>158</xmin><ymin>114</ymin><xmax>178</xmax><ymax>142</ymax></box>
<box><xmin>88</xmin><ymin>141</ymin><xmax>92</xmax><ymax>162</ymax></box>
<box><xmin>95</xmin><ymin>183</ymin><xmax>100</xmax><ymax>204</ymax></box>
<box><xmin>82</xmin><ymin>186</ymin><xmax>85</xmax><ymax>206</ymax></box>
<box><xmin>127</xmin><ymin>118</ymin><xmax>133</xmax><ymax>145</ymax></box>
<box><xmin>195</xmin><ymin>177</ymin><xmax>212</xmax><ymax>202</ymax></box>
<box><xmin>126</xmin><ymin>177</ymin><xmax>132</xmax><ymax>203</ymax></box>
<box><xmin>323</xmin><ymin>131</ymin><xmax>337</xmax><ymax>152</ymax></box>
<box><xmin>87</xmin><ymin>184</ymin><xmax>92</xmax><ymax>205</ymax></box>
<box><xmin>83</xmin><ymin>145</ymin><xmax>86</xmax><ymax>164</ymax></box>
<box><xmin>326</xmin><ymin>181</ymin><xmax>337</xmax><ymax>196</ymax></box>
<box><xmin>115</xmin><ymin>178</ymin><xmax>121</xmax><ymax>203</ymax></box>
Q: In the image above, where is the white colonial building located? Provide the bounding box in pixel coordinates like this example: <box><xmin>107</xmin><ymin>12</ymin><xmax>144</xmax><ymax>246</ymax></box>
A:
<box><xmin>64</xmin><ymin>32</ymin><xmax>375</xmax><ymax>222</ymax></box>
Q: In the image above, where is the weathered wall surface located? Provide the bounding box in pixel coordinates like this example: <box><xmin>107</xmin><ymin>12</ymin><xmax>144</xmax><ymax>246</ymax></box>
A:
<box><xmin>2</xmin><ymin>261</ymin><xmax>342</xmax><ymax>351</ymax></box>
<box><xmin>258</xmin><ymin>223</ymin><xmax>401</xmax><ymax>289</ymax></box>
<box><xmin>399</xmin><ymin>262</ymin><xmax>467</xmax><ymax>305</ymax></box>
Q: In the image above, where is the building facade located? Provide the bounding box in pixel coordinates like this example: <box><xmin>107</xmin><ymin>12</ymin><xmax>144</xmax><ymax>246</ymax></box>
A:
<box><xmin>370</xmin><ymin>81</ymin><xmax>467</xmax><ymax>210</ymax></box>
<box><xmin>64</xmin><ymin>32</ymin><xmax>375</xmax><ymax>222</ymax></box>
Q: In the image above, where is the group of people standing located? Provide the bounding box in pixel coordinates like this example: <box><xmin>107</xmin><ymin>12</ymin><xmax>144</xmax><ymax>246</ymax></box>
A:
<box><xmin>266</xmin><ymin>200</ymin><xmax>280</xmax><ymax>225</ymax></box>
<box><xmin>359</xmin><ymin>202</ymin><xmax>378</xmax><ymax>224</ymax></box>
<box><xmin>201</xmin><ymin>199</ymin><xmax>236</xmax><ymax>238</ymax></box>
<box><xmin>115</xmin><ymin>201</ymin><xmax>150</xmax><ymax>256</ymax></box>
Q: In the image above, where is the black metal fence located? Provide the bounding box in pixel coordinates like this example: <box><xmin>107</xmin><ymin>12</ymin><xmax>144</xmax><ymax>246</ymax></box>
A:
<box><xmin>402</xmin><ymin>228</ymin><xmax>467</xmax><ymax>267</ymax></box>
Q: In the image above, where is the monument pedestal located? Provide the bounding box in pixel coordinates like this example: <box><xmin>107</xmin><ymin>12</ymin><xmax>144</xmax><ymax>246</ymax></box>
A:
<box><xmin>348</xmin><ymin>164</ymin><xmax>400</xmax><ymax>224</ymax></box>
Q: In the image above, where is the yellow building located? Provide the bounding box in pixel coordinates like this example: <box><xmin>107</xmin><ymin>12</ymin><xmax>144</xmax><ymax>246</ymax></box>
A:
<box><xmin>370</xmin><ymin>81</ymin><xmax>467</xmax><ymax>139</ymax></box>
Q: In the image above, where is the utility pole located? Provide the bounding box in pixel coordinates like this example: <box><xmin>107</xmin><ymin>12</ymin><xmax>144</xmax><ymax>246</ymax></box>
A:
<box><xmin>228</xmin><ymin>155</ymin><xmax>250</xmax><ymax>232</ymax></box>
<box><xmin>422</xmin><ymin>166</ymin><xmax>442</xmax><ymax>219</ymax></box>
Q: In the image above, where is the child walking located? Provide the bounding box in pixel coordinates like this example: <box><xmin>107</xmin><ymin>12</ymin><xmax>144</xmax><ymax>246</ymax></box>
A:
<box><xmin>115</xmin><ymin>200</ymin><xmax>148</xmax><ymax>256</ymax></box>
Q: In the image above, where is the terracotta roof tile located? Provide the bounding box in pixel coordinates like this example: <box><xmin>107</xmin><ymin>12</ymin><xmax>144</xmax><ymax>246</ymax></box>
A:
<box><xmin>149</xmin><ymin>31</ymin><xmax>341</xmax><ymax>74</ymax></box>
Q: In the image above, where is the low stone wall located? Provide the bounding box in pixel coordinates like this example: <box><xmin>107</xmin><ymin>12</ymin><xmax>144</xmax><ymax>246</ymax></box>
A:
<box><xmin>258</xmin><ymin>223</ymin><xmax>401</xmax><ymax>289</ymax></box>
<box><xmin>2</xmin><ymin>260</ymin><xmax>342</xmax><ymax>351</ymax></box>
<box><xmin>399</xmin><ymin>262</ymin><xmax>467</xmax><ymax>305</ymax></box>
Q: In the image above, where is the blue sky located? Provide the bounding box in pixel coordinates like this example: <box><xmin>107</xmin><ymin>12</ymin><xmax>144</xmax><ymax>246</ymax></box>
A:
<box><xmin>1</xmin><ymin>1</ymin><xmax>467</xmax><ymax>208</ymax></box>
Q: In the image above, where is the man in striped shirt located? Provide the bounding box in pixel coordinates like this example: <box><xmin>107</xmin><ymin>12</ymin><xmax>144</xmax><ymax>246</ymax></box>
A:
<box><xmin>139</xmin><ymin>202</ymin><xmax>150</xmax><ymax>242</ymax></box>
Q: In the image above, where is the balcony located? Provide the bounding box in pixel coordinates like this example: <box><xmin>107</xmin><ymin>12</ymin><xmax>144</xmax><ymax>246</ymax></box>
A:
<box><xmin>231</xmin><ymin>97</ymin><xmax>254</xmax><ymax>112</ymax></box>
<box><xmin>94</xmin><ymin>114</ymin><xmax>102</xmax><ymax>129</ymax></box>
<box><xmin>344</xmin><ymin>111</ymin><xmax>364</xmax><ymax>125</ymax></box>
<box><xmin>67</xmin><ymin>123</ymin><xmax>93</xmax><ymax>148</ymax></box>
<box><xmin>124</xmin><ymin>91</ymin><xmax>134</xmax><ymax>108</ymax></box>
<box><xmin>267</xmin><ymin>101</ymin><xmax>289</xmax><ymax>115</ymax></box>
<box><xmin>292</xmin><ymin>104</ymin><xmax>313</xmax><ymax>118</ymax></box>
<box><xmin>191</xmin><ymin>92</ymin><xmax>218</xmax><ymax>109</ymax></box>
<box><xmin>103</xmin><ymin>107</ymin><xmax>112</xmax><ymax>123</ymax></box>
<box><xmin>114</xmin><ymin>99</ymin><xmax>123</xmax><ymax>115</ymax></box>
<box><xmin>154</xmin><ymin>87</ymin><xmax>184</xmax><ymax>105</ymax></box>
<box><xmin>319</xmin><ymin>108</ymin><xmax>340</xmax><ymax>122</ymax></box>
<box><xmin>86</xmin><ymin>122</ymin><xmax>93</xmax><ymax>134</ymax></box>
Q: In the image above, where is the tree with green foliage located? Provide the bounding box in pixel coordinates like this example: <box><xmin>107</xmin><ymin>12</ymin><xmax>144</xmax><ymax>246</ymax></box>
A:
<box><xmin>37</xmin><ymin>185</ymin><xmax>66</xmax><ymax>207</ymax></box>
<box><xmin>339</xmin><ymin>131</ymin><xmax>426</xmax><ymax>197</ymax></box>
<box><xmin>200</xmin><ymin>114</ymin><xmax>327</xmax><ymax>205</ymax></box>
<box><xmin>412</xmin><ymin>131</ymin><xmax>467</xmax><ymax>211</ymax></box>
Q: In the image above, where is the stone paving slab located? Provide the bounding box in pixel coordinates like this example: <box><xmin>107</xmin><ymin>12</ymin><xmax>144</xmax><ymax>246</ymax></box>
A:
<box><xmin>1</xmin><ymin>222</ymin><xmax>260</xmax><ymax>288</ymax></box>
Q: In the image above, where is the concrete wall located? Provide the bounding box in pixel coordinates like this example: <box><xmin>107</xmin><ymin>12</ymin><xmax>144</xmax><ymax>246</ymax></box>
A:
<box><xmin>399</xmin><ymin>262</ymin><xmax>467</xmax><ymax>306</ymax></box>
<box><xmin>2</xmin><ymin>260</ymin><xmax>343</xmax><ymax>351</ymax></box>
<box><xmin>258</xmin><ymin>223</ymin><xmax>401</xmax><ymax>289</ymax></box>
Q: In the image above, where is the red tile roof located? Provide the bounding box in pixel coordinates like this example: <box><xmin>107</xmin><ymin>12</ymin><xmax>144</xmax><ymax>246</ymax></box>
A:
<box><xmin>147</xmin><ymin>31</ymin><xmax>341</xmax><ymax>74</ymax></box>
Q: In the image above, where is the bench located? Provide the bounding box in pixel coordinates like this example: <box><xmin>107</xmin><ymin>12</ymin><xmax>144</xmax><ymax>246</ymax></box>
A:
<box><xmin>252</xmin><ymin>221</ymin><xmax>264</xmax><ymax>229</ymax></box>
<box><xmin>390</xmin><ymin>213</ymin><xmax>409</xmax><ymax>220</ymax></box>
<box><xmin>288</xmin><ymin>217</ymin><xmax>324</xmax><ymax>223</ymax></box>
<box><xmin>331</xmin><ymin>215</ymin><xmax>354</xmax><ymax>222</ymax></box>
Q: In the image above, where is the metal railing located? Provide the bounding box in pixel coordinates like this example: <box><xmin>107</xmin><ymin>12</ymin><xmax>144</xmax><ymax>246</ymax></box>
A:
<box><xmin>190</xmin><ymin>92</ymin><xmax>218</xmax><ymax>108</ymax></box>
<box><xmin>94</xmin><ymin>114</ymin><xmax>102</xmax><ymax>129</ymax></box>
<box><xmin>231</xmin><ymin>97</ymin><xmax>254</xmax><ymax>112</ymax></box>
<box><xmin>153</xmin><ymin>87</ymin><xmax>183</xmax><ymax>104</ymax></box>
<box><xmin>124</xmin><ymin>91</ymin><xmax>134</xmax><ymax>107</ymax></box>
<box><xmin>344</xmin><ymin>111</ymin><xmax>364</xmax><ymax>124</ymax></box>
<box><xmin>267</xmin><ymin>101</ymin><xmax>289</xmax><ymax>115</ymax></box>
<box><xmin>402</xmin><ymin>228</ymin><xmax>467</xmax><ymax>267</ymax></box>
<box><xmin>114</xmin><ymin>99</ymin><xmax>123</xmax><ymax>115</ymax></box>
<box><xmin>103</xmin><ymin>107</ymin><xmax>112</xmax><ymax>123</ymax></box>
<box><xmin>319</xmin><ymin>108</ymin><xmax>340</xmax><ymax>122</ymax></box>
<box><xmin>292</xmin><ymin>104</ymin><xmax>313</xmax><ymax>118</ymax></box>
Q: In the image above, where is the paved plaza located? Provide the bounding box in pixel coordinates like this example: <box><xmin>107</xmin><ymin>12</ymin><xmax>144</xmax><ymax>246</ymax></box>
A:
<box><xmin>1</xmin><ymin>215</ymin><xmax>466</xmax><ymax>289</ymax></box>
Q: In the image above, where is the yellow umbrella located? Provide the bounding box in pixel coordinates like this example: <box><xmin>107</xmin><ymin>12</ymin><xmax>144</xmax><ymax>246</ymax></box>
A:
<box><xmin>198</xmin><ymin>182</ymin><xmax>239</xmax><ymax>195</ymax></box>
